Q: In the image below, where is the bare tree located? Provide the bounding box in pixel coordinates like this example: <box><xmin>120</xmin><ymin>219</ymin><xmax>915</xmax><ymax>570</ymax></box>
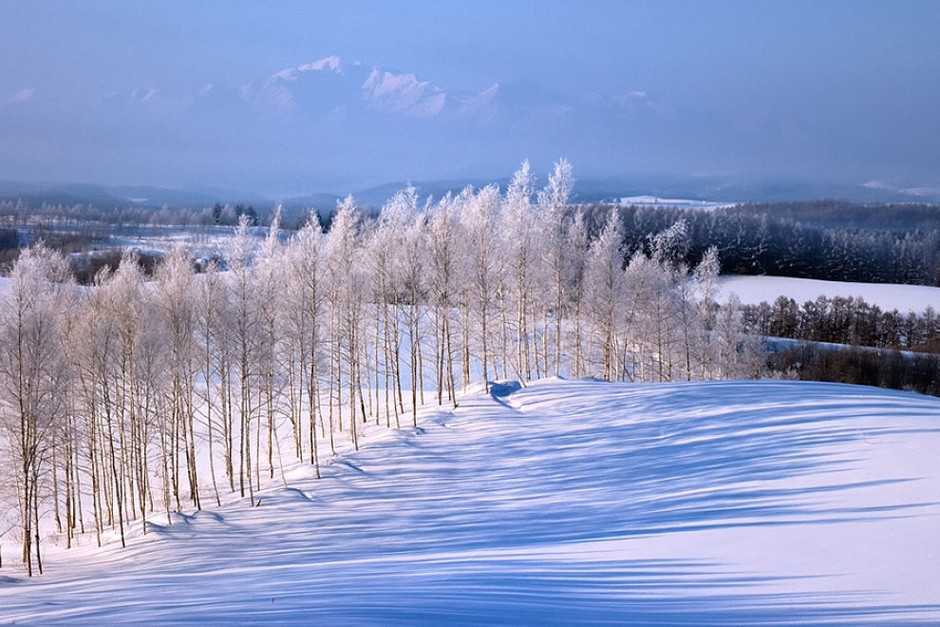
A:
<box><xmin>538</xmin><ymin>159</ymin><xmax>575</xmax><ymax>377</ymax></box>
<box><xmin>461</xmin><ymin>185</ymin><xmax>502</xmax><ymax>392</ymax></box>
<box><xmin>0</xmin><ymin>245</ymin><xmax>72</xmax><ymax>575</ymax></box>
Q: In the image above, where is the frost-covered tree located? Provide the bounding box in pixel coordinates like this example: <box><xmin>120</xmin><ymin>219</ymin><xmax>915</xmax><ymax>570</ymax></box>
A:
<box><xmin>156</xmin><ymin>247</ymin><xmax>200</xmax><ymax>512</ymax></box>
<box><xmin>426</xmin><ymin>193</ymin><xmax>461</xmax><ymax>407</ymax></box>
<box><xmin>287</xmin><ymin>211</ymin><xmax>326</xmax><ymax>473</ymax></box>
<box><xmin>0</xmin><ymin>159</ymin><xmax>774</xmax><ymax>576</ymax></box>
<box><xmin>566</xmin><ymin>209</ymin><xmax>590</xmax><ymax>378</ymax></box>
<box><xmin>584</xmin><ymin>208</ymin><xmax>624</xmax><ymax>381</ymax></box>
<box><xmin>227</xmin><ymin>215</ymin><xmax>260</xmax><ymax>504</ymax></box>
<box><xmin>461</xmin><ymin>185</ymin><xmax>502</xmax><ymax>392</ymax></box>
<box><xmin>0</xmin><ymin>245</ymin><xmax>71</xmax><ymax>575</ymax></box>
<box><xmin>388</xmin><ymin>188</ymin><xmax>427</xmax><ymax>426</ymax></box>
<box><xmin>538</xmin><ymin>159</ymin><xmax>574</xmax><ymax>376</ymax></box>
<box><xmin>325</xmin><ymin>196</ymin><xmax>366</xmax><ymax>450</ymax></box>
<box><xmin>502</xmin><ymin>161</ymin><xmax>538</xmax><ymax>382</ymax></box>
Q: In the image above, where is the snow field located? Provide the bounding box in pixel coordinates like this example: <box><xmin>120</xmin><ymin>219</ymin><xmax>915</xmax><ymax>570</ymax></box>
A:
<box><xmin>719</xmin><ymin>274</ymin><xmax>940</xmax><ymax>313</ymax></box>
<box><xmin>1</xmin><ymin>378</ymin><xmax>938</xmax><ymax>623</ymax></box>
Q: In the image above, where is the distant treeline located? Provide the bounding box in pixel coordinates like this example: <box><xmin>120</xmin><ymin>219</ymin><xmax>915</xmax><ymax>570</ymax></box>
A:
<box><xmin>579</xmin><ymin>201</ymin><xmax>940</xmax><ymax>287</ymax></box>
<box><xmin>0</xmin><ymin>200</ymin><xmax>290</xmax><ymax>228</ymax></box>
<box><xmin>769</xmin><ymin>344</ymin><xmax>940</xmax><ymax>398</ymax></box>
<box><xmin>0</xmin><ymin>225</ymin><xmax>117</xmax><ymax>271</ymax></box>
<box><xmin>747</xmin><ymin>291</ymin><xmax>940</xmax><ymax>398</ymax></box>
<box><xmin>741</xmin><ymin>295</ymin><xmax>940</xmax><ymax>353</ymax></box>
<box><xmin>3</xmin><ymin>198</ymin><xmax>940</xmax><ymax>286</ymax></box>
<box><xmin>734</xmin><ymin>200</ymin><xmax>940</xmax><ymax>232</ymax></box>
<box><xmin>0</xmin><ymin>199</ymin><xmax>340</xmax><ymax>231</ymax></box>
<box><xmin>0</xmin><ymin>225</ymin><xmax>167</xmax><ymax>282</ymax></box>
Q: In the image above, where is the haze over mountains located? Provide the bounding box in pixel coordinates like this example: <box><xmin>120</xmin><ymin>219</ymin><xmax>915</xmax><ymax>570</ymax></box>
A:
<box><xmin>3</xmin><ymin>48</ymin><xmax>939</xmax><ymax>211</ymax></box>
<box><xmin>4</xmin><ymin>49</ymin><xmax>940</xmax><ymax>203</ymax></box>
<box><xmin>4</xmin><ymin>0</ymin><xmax>940</xmax><ymax>202</ymax></box>
<box><xmin>3</xmin><ymin>171</ymin><xmax>939</xmax><ymax>212</ymax></box>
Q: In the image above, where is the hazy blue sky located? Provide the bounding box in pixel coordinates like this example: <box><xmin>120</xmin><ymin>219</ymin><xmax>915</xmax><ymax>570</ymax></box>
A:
<box><xmin>1</xmin><ymin>1</ymin><xmax>938</xmax><ymax>194</ymax></box>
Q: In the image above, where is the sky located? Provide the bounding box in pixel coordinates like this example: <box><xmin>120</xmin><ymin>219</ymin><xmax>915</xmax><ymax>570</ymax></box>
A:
<box><xmin>1</xmin><ymin>0</ymin><xmax>938</xmax><ymax>195</ymax></box>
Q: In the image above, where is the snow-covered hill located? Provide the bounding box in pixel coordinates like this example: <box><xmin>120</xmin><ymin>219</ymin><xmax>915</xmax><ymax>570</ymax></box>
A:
<box><xmin>1</xmin><ymin>379</ymin><xmax>938</xmax><ymax>623</ymax></box>
<box><xmin>719</xmin><ymin>274</ymin><xmax>940</xmax><ymax>313</ymax></box>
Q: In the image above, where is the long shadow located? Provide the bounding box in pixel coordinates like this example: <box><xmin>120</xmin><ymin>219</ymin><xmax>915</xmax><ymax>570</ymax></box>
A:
<box><xmin>2</xmin><ymin>379</ymin><xmax>938</xmax><ymax>624</ymax></box>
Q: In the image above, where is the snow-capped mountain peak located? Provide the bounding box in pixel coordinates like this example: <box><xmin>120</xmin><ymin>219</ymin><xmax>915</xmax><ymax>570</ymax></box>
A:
<box><xmin>361</xmin><ymin>68</ymin><xmax>447</xmax><ymax>117</ymax></box>
<box><xmin>271</xmin><ymin>55</ymin><xmax>346</xmax><ymax>82</ymax></box>
<box><xmin>298</xmin><ymin>55</ymin><xmax>344</xmax><ymax>74</ymax></box>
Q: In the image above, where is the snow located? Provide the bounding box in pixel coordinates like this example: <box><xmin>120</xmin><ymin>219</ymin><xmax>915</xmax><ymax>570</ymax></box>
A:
<box><xmin>719</xmin><ymin>274</ymin><xmax>940</xmax><ymax>313</ymax></box>
<box><xmin>298</xmin><ymin>56</ymin><xmax>344</xmax><ymax>74</ymax></box>
<box><xmin>361</xmin><ymin>68</ymin><xmax>447</xmax><ymax>117</ymax></box>
<box><xmin>618</xmin><ymin>196</ymin><xmax>735</xmax><ymax>210</ymax></box>
<box><xmin>275</xmin><ymin>56</ymin><xmax>345</xmax><ymax>81</ymax></box>
<box><xmin>1</xmin><ymin>378</ymin><xmax>938</xmax><ymax>623</ymax></box>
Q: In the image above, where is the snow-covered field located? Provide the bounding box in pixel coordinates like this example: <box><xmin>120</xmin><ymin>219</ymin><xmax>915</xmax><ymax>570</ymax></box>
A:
<box><xmin>617</xmin><ymin>196</ymin><xmax>736</xmax><ymax>210</ymax></box>
<box><xmin>1</xmin><ymin>378</ymin><xmax>938</xmax><ymax>624</ymax></box>
<box><xmin>719</xmin><ymin>274</ymin><xmax>940</xmax><ymax>313</ymax></box>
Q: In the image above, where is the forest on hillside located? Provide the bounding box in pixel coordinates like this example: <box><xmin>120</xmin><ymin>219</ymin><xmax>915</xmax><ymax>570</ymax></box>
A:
<box><xmin>3</xmin><ymin>197</ymin><xmax>939</xmax><ymax>287</ymax></box>
<box><xmin>585</xmin><ymin>202</ymin><xmax>940</xmax><ymax>287</ymax></box>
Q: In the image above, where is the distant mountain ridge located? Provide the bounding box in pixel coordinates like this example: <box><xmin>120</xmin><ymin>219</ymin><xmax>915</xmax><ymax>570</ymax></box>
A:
<box><xmin>1</xmin><ymin>174</ymin><xmax>938</xmax><ymax>214</ymax></box>
<box><xmin>5</xmin><ymin>53</ymin><xmax>939</xmax><ymax>198</ymax></box>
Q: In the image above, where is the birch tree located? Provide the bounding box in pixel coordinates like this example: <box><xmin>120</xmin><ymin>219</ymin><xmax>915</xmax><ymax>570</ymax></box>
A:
<box><xmin>0</xmin><ymin>245</ymin><xmax>72</xmax><ymax>575</ymax></box>
<box><xmin>538</xmin><ymin>159</ymin><xmax>574</xmax><ymax>376</ymax></box>
<box><xmin>461</xmin><ymin>185</ymin><xmax>502</xmax><ymax>392</ymax></box>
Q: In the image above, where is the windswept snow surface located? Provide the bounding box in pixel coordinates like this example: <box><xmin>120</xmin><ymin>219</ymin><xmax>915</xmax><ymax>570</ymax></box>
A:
<box><xmin>2</xmin><ymin>379</ymin><xmax>939</xmax><ymax>624</ymax></box>
<box><xmin>719</xmin><ymin>274</ymin><xmax>940</xmax><ymax>313</ymax></box>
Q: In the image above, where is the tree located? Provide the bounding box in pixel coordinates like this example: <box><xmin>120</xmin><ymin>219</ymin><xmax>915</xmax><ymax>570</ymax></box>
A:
<box><xmin>288</xmin><ymin>211</ymin><xmax>326</xmax><ymax>474</ymax></box>
<box><xmin>426</xmin><ymin>193</ymin><xmax>461</xmax><ymax>407</ymax></box>
<box><xmin>461</xmin><ymin>185</ymin><xmax>502</xmax><ymax>392</ymax></box>
<box><xmin>538</xmin><ymin>159</ymin><xmax>575</xmax><ymax>377</ymax></box>
<box><xmin>566</xmin><ymin>209</ymin><xmax>590</xmax><ymax>378</ymax></box>
<box><xmin>584</xmin><ymin>208</ymin><xmax>624</xmax><ymax>381</ymax></box>
<box><xmin>502</xmin><ymin>161</ymin><xmax>538</xmax><ymax>382</ymax></box>
<box><xmin>0</xmin><ymin>245</ymin><xmax>72</xmax><ymax>575</ymax></box>
<box><xmin>0</xmin><ymin>159</ymin><xmax>780</xmax><ymax>576</ymax></box>
<box><xmin>325</xmin><ymin>196</ymin><xmax>365</xmax><ymax>450</ymax></box>
<box><xmin>227</xmin><ymin>215</ymin><xmax>260</xmax><ymax>505</ymax></box>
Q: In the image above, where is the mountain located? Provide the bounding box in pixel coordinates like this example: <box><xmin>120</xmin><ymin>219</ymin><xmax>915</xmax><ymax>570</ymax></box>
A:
<box><xmin>0</xmin><ymin>180</ymin><xmax>264</xmax><ymax>209</ymax></box>
<box><xmin>3</xmin><ymin>172</ymin><xmax>939</xmax><ymax>214</ymax></box>
<box><xmin>237</xmin><ymin>56</ymin><xmax>501</xmax><ymax>123</ymax></box>
<box><xmin>4</xmin><ymin>54</ymin><xmax>939</xmax><ymax>199</ymax></box>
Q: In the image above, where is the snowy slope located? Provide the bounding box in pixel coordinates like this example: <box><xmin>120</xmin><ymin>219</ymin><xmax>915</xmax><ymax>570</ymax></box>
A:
<box><xmin>1</xmin><ymin>379</ymin><xmax>939</xmax><ymax>623</ymax></box>
<box><xmin>719</xmin><ymin>274</ymin><xmax>940</xmax><ymax>313</ymax></box>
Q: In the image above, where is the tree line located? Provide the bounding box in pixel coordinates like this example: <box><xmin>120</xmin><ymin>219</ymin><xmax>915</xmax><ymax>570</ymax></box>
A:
<box><xmin>0</xmin><ymin>199</ymin><xmax>281</xmax><ymax>228</ymax></box>
<box><xmin>742</xmin><ymin>295</ymin><xmax>940</xmax><ymax>353</ymax></box>
<box><xmin>740</xmin><ymin>293</ymin><xmax>940</xmax><ymax>397</ymax></box>
<box><xmin>768</xmin><ymin>344</ymin><xmax>940</xmax><ymax>398</ymax></box>
<box><xmin>585</xmin><ymin>203</ymin><xmax>940</xmax><ymax>287</ymax></box>
<box><xmin>5</xmin><ymin>197</ymin><xmax>940</xmax><ymax>287</ymax></box>
<box><xmin>0</xmin><ymin>160</ymin><xmax>761</xmax><ymax>576</ymax></box>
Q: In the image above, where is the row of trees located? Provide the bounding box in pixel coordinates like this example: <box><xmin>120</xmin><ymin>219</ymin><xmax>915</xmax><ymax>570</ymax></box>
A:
<box><xmin>0</xmin><ymin>161</ymin><xmax>761</xmax><ymax>576</ymax></box>
<box><xmin>732</xmin><ymin>200</ymin><xmax>940</xmax><ymax>233</ymax></box>
<box><xmin>607</xmin><ymin>204</ymin><xmax>940</xmax><ymax>286</ymax></box>
<box><xmin>6</xmin><ymin>198</ymin><xmax>940</xmax><ymax>286</ymax></box>
<box><xmin>769</xmin><ymin>344</ymin><xmax>940</xmax><ymax>398</ymax></box>
<box><xmin>742</xmin><ymin>296</ymin><xmax>940</xmax><ymax>353</ymax></box>
<box><xmin>0</xmin><ymin>200</ymin><xmax>232</xmax><ymax>228</ymax></box>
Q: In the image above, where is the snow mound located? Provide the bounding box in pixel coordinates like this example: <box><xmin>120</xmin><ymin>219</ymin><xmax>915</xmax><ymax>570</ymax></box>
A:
<box><xmin>2</xmin><ymin>379</ymin><xmax>938</xmax><ymax>623</ymax></box>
